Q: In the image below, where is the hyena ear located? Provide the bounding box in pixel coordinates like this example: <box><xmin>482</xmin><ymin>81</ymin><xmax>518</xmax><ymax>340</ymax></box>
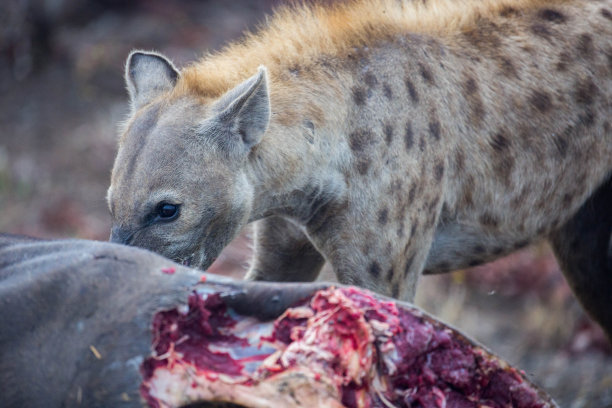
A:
<box><xmin>213</xmin><ymin>66</ymin><xmax>270</xmax><ymax>151</ymax></box>
<box><xmin>125</xmin><ymin>50</ymin><xmax>179</xmax><ymax>111</ymax></box>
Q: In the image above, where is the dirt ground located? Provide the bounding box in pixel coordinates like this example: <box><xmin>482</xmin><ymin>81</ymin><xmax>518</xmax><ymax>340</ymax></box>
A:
<box><xmin>1</xmin><ymin>1</ymin><xmax>610</xmax><ymax>406</ymax></box>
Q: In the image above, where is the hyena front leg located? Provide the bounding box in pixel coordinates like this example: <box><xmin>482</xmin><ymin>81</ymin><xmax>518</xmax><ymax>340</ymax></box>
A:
<box><xmin>548</xmin><ymin>175</ymin><xmax>612</xmax><ymax>341</ymax></box>
<box><xmin>309</xmin><ymin>211</ymin><xmax>438</xmax><ymax>302</ymax></box>
<box><xmin>245</xmin><ymin>216</ymin><xmax>326</xmax><ymax>282</ymax></box>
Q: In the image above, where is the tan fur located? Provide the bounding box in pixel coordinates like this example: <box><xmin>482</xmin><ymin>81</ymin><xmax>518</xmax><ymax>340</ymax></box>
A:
<box><xmin>178</xmin><ymin>0</ymin><xmax>564</xmax><ymax>96</ymax></box>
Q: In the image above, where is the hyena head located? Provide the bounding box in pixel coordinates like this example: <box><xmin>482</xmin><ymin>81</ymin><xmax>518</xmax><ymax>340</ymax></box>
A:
<box><xmin>107</xmin><ymin>51</ymin><xmax>270</xmax><ymax>268</ymax></box>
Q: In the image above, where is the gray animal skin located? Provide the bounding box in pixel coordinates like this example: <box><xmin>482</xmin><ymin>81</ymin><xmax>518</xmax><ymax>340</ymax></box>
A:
<box><xmin>0</xmin><ymin>235</ymin><xmax>559</xmax><ymax>408</ymax></box>
<box><xmin>0</xmin><ymin>234</ymin><xmax>325</xmax><ymax>408</ymax></box>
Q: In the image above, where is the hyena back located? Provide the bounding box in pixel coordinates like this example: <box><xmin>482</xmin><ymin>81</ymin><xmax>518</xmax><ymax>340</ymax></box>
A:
<box><xmin>107</xmin><ymin>0</ymin><xmax>612</xmax><ymax>338</ymax></box>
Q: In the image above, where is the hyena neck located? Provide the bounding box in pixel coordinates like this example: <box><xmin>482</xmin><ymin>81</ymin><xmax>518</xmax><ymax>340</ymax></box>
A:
<box><xmin>244</xmin><ymin>69</ymin><xmax>351</xmax><ymax>225</ymax></box>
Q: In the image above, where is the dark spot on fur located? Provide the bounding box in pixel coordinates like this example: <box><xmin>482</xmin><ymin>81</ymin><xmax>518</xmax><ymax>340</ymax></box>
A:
<box><xmin>397</xmin><ymin>221</ymin><xmax>405</xmax><ymax>238</ymax></box>
<box><xmin>490</xmin><ymin>132</ymin><xmax>510</xmax><ymax>151</ymax></box>
<box><xmin>429</xmin><ymin>120</ymin><xmax>441</xmax><ymax>141</ymax></box>
<box><xmin>500</xmin><ymin>6</ymin><xmax>518</xmax><ymax>17</ymax></box>
<box><xmin>511</xmin><ymin>186</ymin><xmax>529</xmax><ymax>209</ymax></box>
<box><xmin>356</xmin><ymin>158</ymin><xmax>371</xmax><ymax>175</ymax></box>
<box><xmin>462</xmin><ymin>187</ymin><xmax>474</xmax><ymax>207</ymax></box>
<box><xmin>349</xmin><ymin>129</ymin><xmax>375</xmax><ymax>153</ymax></box>
<box><xmin>464</xmin><ymin>22</ymin><xmax>502</xmax><ymax>50</ymax></box>
<box><xmin>383</xmin><ymin>83</ymin><xmax>393</xmax><ymax>99</ymax></box>
<box><xmin>362</xmin><ymin>232</ymin><xmax>374</xmax><ymax>254</ymax></box>
<box><xmin>419</xmin><ymin>160</ymin><xmax>429</xmax><ymax>183</ymax></box>
<box><xmin>575</xmin><ymin>78</ymin><xmax>597</xmax><ymax>105</ymax></box>
<box><xmin>408</xmin><ymin>183</ymin><xmax>417</xmax><ymax>204</ymax></box>
<box><xmin>492</xmin><ymin>247</ymin><xmax>504</xmax><ymax>256</ymax></box>
<box><xmin>386</xmin><ymin>267</ymin><xmax>394</xmax><ymax>282</ymax></box>
<box><xmin>392</xmin><ymin>285</ymin><xmax>399</xmax><ymax>298</ymax></box>
<box><xmin>454</xmin><ymin>150</ymin><xmax>465</xmax><ymax>172</ymax></box>
<box><xmin>378</xmin><ymin>208</ymin><xmax>389</xmax><ymax>225</ymax></box>
<box><xmin>578</xmin><ymin>109</ymin><xmax>595</xmax><ymax>127</ymax></box>
<box><xmin>604</xmin><ymin>121</ymin><xmax>610</xmax><ymax>133</ymax></box>
<box><xmin>556</xmin><ymin>52</ymin><xmax>571</xmax><ymax>71</ymax></box>
<box><xmin>480</xmin><ymin>212</ymin><xmax>500</xmax><ymax>228</ymax></box>
<box><xmin>530</xmin><ymin>23</ymin><xmax>551</xmax><ymax>38</ymax></box>
<box><xmin>404</xmin><ymin>122</ymin><xmax>414</xmax><ymax>151</ymax></box>
<box><xmin>464</xmin><ymin>77</ymin><xmax>477</xmax><ymax>94</ymax></box>
<box><xmin>398</xmin><ymin>199</ymin><xmax>408</xmax><ymax>218</ymax></box>
<box><xmin>562</xmin><ymin>192</ymin><xmax>573</xmax><ymax>206</ymax></box>
<box><xmin>498</xmin><ymin>56</ymin><xmax>518</xmax><ymax>78</ymax></box>
<box><xmin>428</xmin><ymin>196</ymin><xmax>440</xmax><ymax>213</ymax></box>
<box><xmin>554</xmin><ymin>134</ymin><xmax>568</xmax><ymax>157</ymax></box>
<box><xmin>468</xmin><ymin>259</ymin><xmax>481</xmax><ymax>267</ymax></box>
<box><xmin>521</xmin><ymin>45</ymin><xmax>535</xmax><ymax>55</ymax></box>
<box><xmin>364</xmin><ymin>72</ymin><xmax>378</xmax><ymax>89</ymax></box>
<box><xmin>473</xmin><ymin>245</ymin><xmax>486</xmax><ymax>255</ymax></box>
<box><xmin>602</xmin><ymin>8</ymin><xmax>612</xmax><ymax>20</ymax></box>
<box><xmin>493</xmin><ymin>154</ymin><xmax>515</xmax><ymax>187</ymax></box>
<box><xmin>404</xmin><ymin>255</ymin><xmax>415</xmax><ymax>278</ymax></box>
<box><xmin>349</xmin><ymin>129</ymin><xmax>377</xmax><ymax>175</ymax></box>
<box><xmin>419</xmin><ymin>136</ymin><xmax>426</xmax><ymax>152</ymax></box>
<box><xmin>529</xmin><ymin>90</ymin><xmax>552</xmax><ymax>113</ymax></box>
<box><xmin>352</xmin><ymin>87</ymin><xmax>366</xmax><ymax>106</ymax></box>
<box><xmin>463</xmin><ymin>77</ymin><xmax>485</xmax><ymax>125</ymax></box>
<box><xmin>419</xmin><ymin>63</ymin><xmax>435</xmax><ymax>84</ymax></box>
<box><xmin>577</xmin><ymin>33</ymin><xmax>594</xmax><ymax>59</ymax></box>
<box><xmin>405</xmin><ymin>78</ymin><xmax>419</xmax><ymax>103</ymax></box>
<box><xmin>410</xmin><ymin>222</ymin><xmax>417</xmax><ymax>239</ymax></box>
<box><xmin>434</xmin><ymin>162</ymin><xmax>444</xmax><ymax>182</ymax></box>
<box><xmin>384</xmin><ymin>123</ymin><xmax>394</xmax><ymax>145</ymax></box>
<box><xmin>538</xmin><ymin>9</ymin><xmax>566</xmax><ymax>23</ymax></box>
<box><xmin>426</xmin><ymin>211</ymin><xmax>438</xmax><ymax>229</ymax></box>
<box><xmin>369</xmin><ymin>262</ymin><xmax>381</xmax><ymax>278</ymax></box>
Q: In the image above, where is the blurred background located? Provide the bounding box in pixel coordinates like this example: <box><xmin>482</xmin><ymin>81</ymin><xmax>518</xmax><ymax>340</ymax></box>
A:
<box><xmin>0</xmin><ymin>1</ymin><xmax>610</xmax><ymax>406</ymax></box>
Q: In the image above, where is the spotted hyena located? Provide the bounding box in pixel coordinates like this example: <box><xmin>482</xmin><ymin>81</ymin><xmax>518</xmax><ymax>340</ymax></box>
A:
<box><xmin>107</xmin><ymin>0</ymin><xmax>612</xmax><ymax>338</ymax></box>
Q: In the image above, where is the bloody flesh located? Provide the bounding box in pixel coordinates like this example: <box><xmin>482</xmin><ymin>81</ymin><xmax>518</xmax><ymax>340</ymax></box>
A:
<box><xmin>141</xmin><ymin>287</ymin><xmax>554</xmax><ymax>408</ymax></box>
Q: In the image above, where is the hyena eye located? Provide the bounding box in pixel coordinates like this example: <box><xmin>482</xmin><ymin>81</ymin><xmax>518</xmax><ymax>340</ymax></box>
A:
<box><xmin>156</xmin><ymin>202</ymin><xmax>180</xmax><ymax>221</ymax></box>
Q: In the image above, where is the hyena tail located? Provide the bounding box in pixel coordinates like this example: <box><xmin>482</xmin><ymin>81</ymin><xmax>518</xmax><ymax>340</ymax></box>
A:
<box><xmin>549</xmin><ymin>174</ymin><xmax>612</xmax><ymax>342</ymax></box>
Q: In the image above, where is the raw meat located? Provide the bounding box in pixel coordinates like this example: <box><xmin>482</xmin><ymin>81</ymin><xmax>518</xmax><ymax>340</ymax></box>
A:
<box><xmin>141</xmin><ymin>287</ymin><xmax>556</xmax><ymax>408</ymax></box>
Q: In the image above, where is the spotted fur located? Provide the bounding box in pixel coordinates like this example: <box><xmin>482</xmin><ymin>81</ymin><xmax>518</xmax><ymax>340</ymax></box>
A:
<box><xmin>108</xmin><ymin>0</ymin><xmax>612</xmax><ymax>339</ymax></box>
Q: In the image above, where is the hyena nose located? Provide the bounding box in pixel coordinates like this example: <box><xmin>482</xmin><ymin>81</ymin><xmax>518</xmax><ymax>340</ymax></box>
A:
<box><xmin>109</xmin><ymin>226</ymin><xmax>134</xmax><ymax>245</ymax></box>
